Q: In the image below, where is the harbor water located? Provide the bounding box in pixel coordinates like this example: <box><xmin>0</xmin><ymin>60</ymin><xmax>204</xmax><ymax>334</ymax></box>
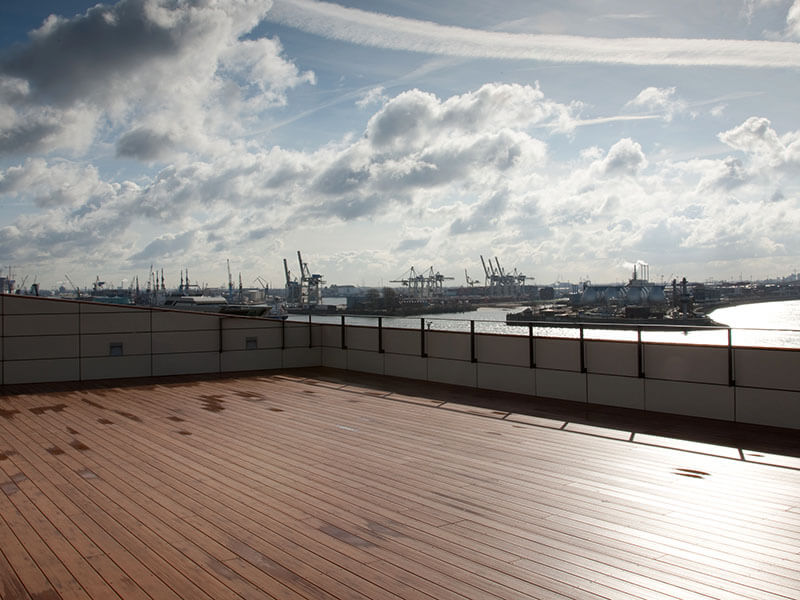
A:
<box><xmin>293</xmin><ymin>299</ymin><xmax>800</xmax><ymax>349</ymax></box>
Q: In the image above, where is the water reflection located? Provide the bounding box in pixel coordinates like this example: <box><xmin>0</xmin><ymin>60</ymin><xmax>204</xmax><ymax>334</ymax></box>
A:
<box><xmin>290</xmin><ymin>300</ymin><xmax>800</xmax><ymax>348</ymax></box>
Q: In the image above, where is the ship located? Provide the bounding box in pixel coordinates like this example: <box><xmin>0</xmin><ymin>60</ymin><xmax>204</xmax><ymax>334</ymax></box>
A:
<box><xmin>507</xmin><ymin>266</ymin><xmax>720</xmax><ymax>329</ymax></box>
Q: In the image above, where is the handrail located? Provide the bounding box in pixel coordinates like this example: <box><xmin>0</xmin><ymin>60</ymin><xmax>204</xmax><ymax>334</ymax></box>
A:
<box><xmin>300</xmin><ymin>312</ymin><xmax>800</xmax><ymax>350</ymax></box>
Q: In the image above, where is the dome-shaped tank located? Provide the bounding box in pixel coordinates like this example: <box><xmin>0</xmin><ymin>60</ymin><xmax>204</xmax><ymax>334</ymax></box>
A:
<box><xmin>626</xmin><ymin>286</ymin><xmax>648</xmax><ymax>305</ymax></box>
<box><xmin>605</xmin><ymin>287</ymin><xmax>622</xmax><ymax>302</ymax></box>
<box><xmin>647</xmin><ymin>285</ymin><xmax>666</xmax><ymax>305</ymax></box>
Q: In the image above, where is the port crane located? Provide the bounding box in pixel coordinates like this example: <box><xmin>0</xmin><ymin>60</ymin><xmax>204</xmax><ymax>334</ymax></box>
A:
<box><xmin>64</xmin><ymin>274</ymin><xmax>81</xmax><ymax>298</ymax></box>
<box><xmin>283</xmin><ymin>259</ymin><xmax>301</xmax><ymax>304</ymax></box>
<box><xmin>391</xmin><ymin>266</ymin><xmax>454</xmax><ymax>298</ymax></box>
<box><xmin>297</xmin><ymin>251</ymin><xmax>324</xmax><ymax>306</ymax></box>
<box><xmin>479</xmin><ymin>255</ymin><xmax>528</xmax><ymax>297</ymax></box>
<box><xmin>284</xmin><ymin>252</ymin><xmax>324</xmax><ymax>306</ymax></box>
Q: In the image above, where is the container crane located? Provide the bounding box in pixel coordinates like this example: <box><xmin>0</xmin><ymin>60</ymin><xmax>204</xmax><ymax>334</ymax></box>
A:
<box><xmin>64</xmin><ymin>274</ymin><xmax>81</xmax><ymax>298</ymax></box>
<box><xmin>297</xmin><ymin>251</ymin><xmax>324</xmax><ymax>306</ymax></box>
<box><xmin>226</xmin><ymin>259</ymin><xmax>234</xmax><ymax>300</ymax></box>
<box><xmin>283</xmin><ymin>258</ymin><xmax>301</xmax><ymax>304</ymax></box>
<box><xmin>391</xmin><ymin>266</ymin><xmax>453</xmax><ymax>298</ymax></box>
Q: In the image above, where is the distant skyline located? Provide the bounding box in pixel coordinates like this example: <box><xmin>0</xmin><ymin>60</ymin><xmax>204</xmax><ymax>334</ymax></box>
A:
<box><xmin>1</xmin><ymin>0</ymin><xmax>799</xmax><ymax>290</ymax></box>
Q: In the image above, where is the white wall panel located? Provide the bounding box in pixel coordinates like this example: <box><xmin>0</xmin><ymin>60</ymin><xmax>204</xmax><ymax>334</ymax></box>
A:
<box><xmin>4</xmin><ymin>359</ymin><xmax>80</xmax><ymax>384</ymax></box>
<box><xmin>152</xmin><ymin>352</ymin><xmax>219</xmax><ymax>376</ymax></box>
<box><xmin>4</xmin><ymin>314</ymin><xmax>79</xmax><ymax>336</ymax></box>
<box><xmin>2</xmin><ymin>295</ymin><xmax>79</xmax><ymax>315</ymax></box>
<box><xmin>477</xmin><ymin>363</ymin><xmax>534</xmax><ymax>395</ymax></box>
<box><xmin>81</xmin><ymin>333</ymin><xmax>150</xmax><ymax>358</ymax></box>
<box><xmin>735</xmin><ymin>348</ymin><xmax>800</xmax><ymax>392</ymax></box>
<box><xmin>80</xmin><ymin>312</ymin><xmax>151</xmax><ymax>334</ymax></box>
<box><xmin>383</xmin><ymin>328</ymin><xmax>421</xmax><ymax>356</ymax></box>
<box><xmin>81</xmin><ymin>356</ymin><xmax>151</xmax><ymax>380</ymax></box>
<box><xmin>384</xmin><ymin>353</ymin><xmax>427</xmax><ymax>380</ymax></box>
<box><xmin>736</xmin><ymin>388</ymin><xmax>800</xmax><ymax>429</ymax></box>
<box><xmin>645</xmin><ymin>380</ymin><xmax>734</xmax><ymax>420</ymax></box>
<box><xmin>284</xmin><ymin>322</ymin><xmax>313</xmax><ymax>349</ymax></box>
<box><xmin>476</xmin><ymin>335</ymin><xmax>529</xmax><ymax>367</ymax></box>
<box><xmin>220</xmin><ymin>348</ymin><xmax>283</xmax><ymax>372</ymax></box>
<box><xmin>222</xmin><ymin>329</ymin><xmax>282</xmax><ymax>351</ymax></box>
<box><xmin>428</xmin><ymin>357</ymin><xmax>476</xmax><ymax>387</ymax></box>
<box><xmin>535</xmin><ymin>369</ymin><xmax>587</xmax><ymax>402</ymax></box>
<box><xmin>586</xmin><ymin>341</ymin><xmax>639</xmax><ymax>377</ymax></box>
<box><xmin>535</xmin><ymin>338</ymin><xmax>581</xmax><ymax>372</ymax></box>
<box><xmin>4</xmin><ymin>335</ymin><xmax>79</xmax><ymax>360</ymax></box>
<box><xmin>152</xmin><ymin>330</ymin><xmax>218</xmax><ymax>354</ymax></box>
<box><xmin>346</xmin><ymin>326</ymin><xmax>380</xmax><ymax>352</ymax></box>
<box><xmin>284</xmin><ymin>347</ymin><xmax>322</xmax><ymax>369</ymax></box>
<box><xmin>427</xmin><ymin>331</ymin><xmax>471</xmax><ymax>361</ymax></box>
<box><xmin>346</xmin><ymin>349</ymin><xmax>384</xmax><ymax>375</ymax></box>
<box><xmin>322</xmin><ymin>347</ymin><xmax>347</xmax><ymax>369</ymax></box>
<box><xmin>151</xmin><ymin>309</ymin><xmax>219</xmax><ymax>332</ymax></box>
<box><xmin>644</xmin><ymin>344</ymin><xmax>728</xmax><ymax>385</ymax></box>
<box><xmin>588</xmin><ymin>374</ymin><xmax>644</xmax><ymax>410</ymax></box>
<box><xmin>320</xmin><ymin>324</ymin><xmax>343</xmax><ymax>348</ymax></box>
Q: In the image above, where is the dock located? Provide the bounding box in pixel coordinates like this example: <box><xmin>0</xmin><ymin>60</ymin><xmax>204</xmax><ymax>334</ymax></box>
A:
<box><xmin>1</xmin><ymin>368</ymin><xmax>799</xmax><ymax>599</ymax></box>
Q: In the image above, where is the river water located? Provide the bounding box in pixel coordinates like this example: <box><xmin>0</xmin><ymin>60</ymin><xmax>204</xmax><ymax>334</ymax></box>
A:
<box><xmin>293</xmin><ymin>298</ymin><xmax>800</xmax><ymax>349</ymax></box>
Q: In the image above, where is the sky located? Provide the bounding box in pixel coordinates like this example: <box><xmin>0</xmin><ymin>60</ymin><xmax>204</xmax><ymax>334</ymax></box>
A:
<box><xmin>1</xmin><ymin>0</ymin><xmax>799</xmax><ymax>291</ymax></box>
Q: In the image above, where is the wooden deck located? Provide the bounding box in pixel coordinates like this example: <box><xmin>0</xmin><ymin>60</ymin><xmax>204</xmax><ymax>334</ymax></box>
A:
<box><xmin>1</xmin><ymin>368</ymin><xmax>799</xmax><ymax>600</ymax></box>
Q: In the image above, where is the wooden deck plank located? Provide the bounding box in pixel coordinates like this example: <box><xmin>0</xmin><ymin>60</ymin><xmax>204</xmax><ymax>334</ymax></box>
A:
<box><xmin>1</xmin><ymin>368</ymin><xmax>799</xmax><ymax>600</ymax></box>
<box><xmin>73</xmin><ymin>378</ymin><xmax>800</xmax><ymax>592</ymax></box>
<box><xmin>39</xmin><ymin>390</ymin><xmax>415</xmax><ymax>600</ymax></box>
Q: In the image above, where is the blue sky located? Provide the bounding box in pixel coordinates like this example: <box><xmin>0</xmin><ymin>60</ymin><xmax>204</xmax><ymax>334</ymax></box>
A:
<box><xmin>1</xmin><ymin>0</ymin><xmax>799</xmax><ymax>290</ymax></box>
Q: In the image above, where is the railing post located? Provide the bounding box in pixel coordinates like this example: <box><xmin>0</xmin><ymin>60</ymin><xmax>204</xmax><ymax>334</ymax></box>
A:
<box><xmin>420</xmin><ymin>318</ymin><xmax>427</xmax><ymax>357</ymax></box>
<box><xmin>341</xmin><ymin>315</ymin><xmax>347</xmax><ymax>350</ymax></box>
<box><xmin>281</xmin><ymin>318</ymin><xmax>285</xmax><ymax>350</ymax></box>
<box><xmin>579</xmin><ymin>325</ymin><xmax>586</xmax><ymax>373</ymax></box>
<box><xmin>308</xmin><ymin>313</ymin><xmax>312</xmax><ymax>348</ymax></box>
<box><xmin>470</xmin><ymin>320</ymin><xmax>477</xmax><ymax>363</ymax></box>
<box><xmin>378</xmin><ymin>317</ymin><xmax>384</xmax><ymax>353</ymax></box>
<box><xmin>528</xmin><ymin>323</ymin><xmax>536</xmax><ymax>368</ymax></box>
<box><xmin>637</xmin><ymin>326</ymin><xmax>644</xmax><ymax>378</ymax></box>
<box><xmin>728</xmin><ymin>327</ymin><xmax>735</xmax><ymax>386</ymax></box>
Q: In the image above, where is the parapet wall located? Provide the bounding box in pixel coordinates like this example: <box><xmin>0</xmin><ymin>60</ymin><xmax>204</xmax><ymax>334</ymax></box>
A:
<box><xmin>2</xmin><ymin>294</ymin><xmax>799</xmax><ymax>429</ymax></box>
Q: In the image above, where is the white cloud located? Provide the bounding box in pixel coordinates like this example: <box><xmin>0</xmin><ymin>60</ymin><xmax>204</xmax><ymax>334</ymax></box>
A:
<box><xmin>598</xmin><ymin>138</ymin><xmax>648</xmax><ymax>176</ymax></box>
<box><xmin>0</xmin><ymin>0</ymin><xmax>313</xmax><ymax>159</ymax></box>
<box><xmin>624</xmin><ymin>86</ymin><xmax>687</xmax><ymax>121</ymax></box>
<box><xmin>787</xmin><ymin>0</ymin><xmax>800</xmax><ymax>38</ymax></box>
<box><xmin>267</xmin><ymin>0</ymin><xmax>800</xmax><ymax>67</ymax></box>
<box><xmin>356</xmin><ymin>86</ymin><xmax>387</xmax><ymax>108</ymax></box>
<box><xmin>718</xmin><ymin>116</ymin><xmax>800</xmax><ymax>168</ymax></box>
<box><xmin>2</xmin><ymin>72</ymin><xmax>799</xmax><ymax>285</ymax></box>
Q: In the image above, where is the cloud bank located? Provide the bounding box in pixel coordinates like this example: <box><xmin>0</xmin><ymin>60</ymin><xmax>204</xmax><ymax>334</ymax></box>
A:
<box><xmin>267</xmin><ymin>0</ymin><xmax>800</xmax><ymax>67</ymax></box>
<box><xmin>0</xmin><ymin>0</ymin><xmax>313</xmax><ymax>158</ymax></box>
<box><xmin>2</xmin><ymin>80</ymin><xmax>798</xmax><ymax>284</ymax></box>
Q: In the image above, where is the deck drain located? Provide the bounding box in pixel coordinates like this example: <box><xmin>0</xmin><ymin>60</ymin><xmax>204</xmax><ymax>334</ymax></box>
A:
<box><xmin>674</xmin><ymin>467</ymin><xmax>710</xmax><ymax>479</ymax></box>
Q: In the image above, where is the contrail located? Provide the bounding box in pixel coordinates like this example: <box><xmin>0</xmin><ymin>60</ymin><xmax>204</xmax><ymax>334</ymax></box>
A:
<box><xmin>268</xmin><ymin>0</ymin><xmax>800</xmax><ymax>68</ymax></box>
